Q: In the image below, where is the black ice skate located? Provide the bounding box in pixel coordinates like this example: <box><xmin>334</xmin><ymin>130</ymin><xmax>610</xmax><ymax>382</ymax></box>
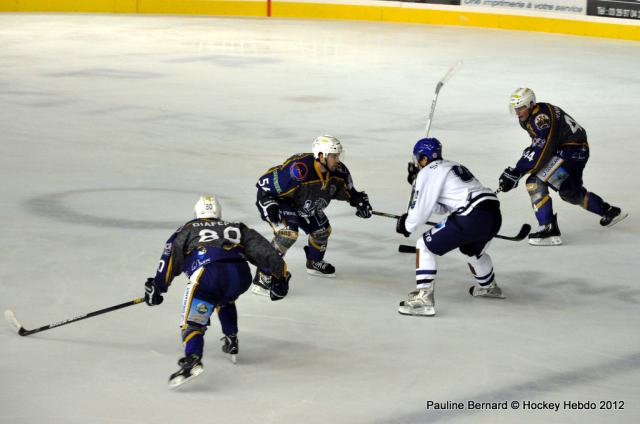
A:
<box><xmin>250</xmin><ymin>270</ymin><xmax>272</xmax><ymax>296</ymax></box>
<box><xmin>304</xmin><ymin>246</ymin><xmax>335</xmax><ymax>278</ymax></box>
<box><xmin>306</xmin><ymin>259</ymin><xmax>336</xmax><ymax>277</ymax></box>
<box><xmin>220</xmin><ymin>334</ymin><xmax>238</xmax><ymax>364</ymax></box>
<box><xmin>600</xmin><ymin>204</ymin><xmax>628</xmax><ymax>228</ymax></box>
<box><xmin>168</xmin><ymin>354</ymin><xmax>204</xmax><ymax>389</ymax></box>
<box><xmin>528</xmin><ymin>214</ymin><xmax>562</xmax><ymax>246</ymax></box>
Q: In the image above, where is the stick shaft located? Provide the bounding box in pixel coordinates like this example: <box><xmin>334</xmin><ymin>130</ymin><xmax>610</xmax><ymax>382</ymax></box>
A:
<box><xmin>424</xmin><ymin>61</ymin><xmax>463</xmax><ymax>137</ymax></box>
<box><xmin>373</xmin><ymin>210</ymin><xmax>530</xmax><ymax>241</ymax></box>
<box><xmin>14</xmin><ymin>298</ymin><xmax>145</xmax><ymax>336</ymax></box>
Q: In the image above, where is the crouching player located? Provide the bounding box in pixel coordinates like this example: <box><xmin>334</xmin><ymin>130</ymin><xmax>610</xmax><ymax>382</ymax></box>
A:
<box><xmin>143</xmin><ymin>195</ymin><xmax>290</xmax><ymax>388</ymax></box>
<box><xmin>397</xmin><ymin>138</ymin><xmax>505</xmax><ymax>317</ymax></box>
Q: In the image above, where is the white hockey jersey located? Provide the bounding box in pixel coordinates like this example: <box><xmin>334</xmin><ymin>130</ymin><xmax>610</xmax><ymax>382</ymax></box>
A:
<box><xmin>405</xmin><ymin>159</ymin><xmax>498</xmax><ymax>233</ymax></box>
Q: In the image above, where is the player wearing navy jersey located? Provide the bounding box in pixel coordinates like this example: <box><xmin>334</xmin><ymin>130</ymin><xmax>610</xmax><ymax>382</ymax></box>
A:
<box><xmin>251</xmin><ymin>135</ymin><xmax>372</xmax><ymax>295</ymax></box>
<box><xmin>143</xmin><ymin>195</ymin><xmax>290</xmax><ymax>388</ymax></box>
<box><xmin>395</xmin><ymin>138</ymin><xmax>505</xmax><ymax>317</ymax></box>
<box><xmin>499</xmin><ymin>88</ymin><xmax>627</xmax><ymax>246</ymax></box>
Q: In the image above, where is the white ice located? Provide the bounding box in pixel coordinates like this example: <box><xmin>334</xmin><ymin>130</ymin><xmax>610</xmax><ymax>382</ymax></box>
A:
<box><xmin>1</xmin><ymin>12</ymin><xmax>639</xmax><ymax>424</ymax></box>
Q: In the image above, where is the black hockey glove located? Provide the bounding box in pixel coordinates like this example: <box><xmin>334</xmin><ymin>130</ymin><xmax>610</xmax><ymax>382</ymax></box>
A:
<box><xmin>270</xmin><ymin>272</ymin><xmax>291</xmax><ymax>301</ymax></box>
<box><xmin>350</xmin><ymin>191</ymin><xmax>372</xmax><ymax>219</ymax></box>
<box><xmin>407</xmin><ymin>161</ymin><xmax>419</xmax><ymax>185</ymax></box>
<box><xmin>396</xmin><ymin>213</ymin><xmax>411</xmax><ymax>238</ymax></box>
<box><xmin>256</xmin><ymin>197</ymin><xmax>282</xmax><ymax>224</ymax></box>
<box><xmin>144</xmin><ymin>277</ymin><xmax>164</xmax><ymax>306</ymax></box>
<box><xmin>498</xmin><ymin>167</ymin><xmax>522</xmax><ymax>193</ymax></box>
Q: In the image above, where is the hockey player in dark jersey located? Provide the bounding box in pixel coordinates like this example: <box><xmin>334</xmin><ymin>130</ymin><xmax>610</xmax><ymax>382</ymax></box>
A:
<box><xmin>143</xmin><ymin>195</ymin><xmax>291</xmax><ymax>388</ymax></box>
<box><xmin>251</xmin><ymin>135</ymin><xmax>372</xmax><ymax>295</ymax></box>
<box><xmin>498</xmin><ymin>88</ymin><xmax>627</xmax><ymax>246</ymax></box>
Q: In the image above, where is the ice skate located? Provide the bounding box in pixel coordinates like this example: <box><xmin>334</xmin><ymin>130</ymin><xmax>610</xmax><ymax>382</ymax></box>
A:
<box><xmin>398</xmin><ymin>286</ymin><xmax>435</xmax><ymax>317</ymax></box>
<box><xmin>168</xmin><ymin>354</ymin><xmax>204</xmax><ymax>389</ymax></box>
<box><xmin>306</xmin><ymin>258</ymin><xmax>336</xmax><ymax>277</ymax></box>
<box><xmin>600</xmin><ymin>204</ymin><xmax>628</xmax><ymax>228</ymax></box>
<box><xmin>528</xmin><ymin>214</ymin><xmax>562</xmax><ymax>246</ymax></box>
<box><xmin>250</xmin><ymin>270</ymin><xmax>271</xmax><ymax>296</ymax></box>
<box><xmin>303</xmin><ymin>246</ymin><xmax>335</xmax><ymax>277</ymax></box>
<box><xmin>220</xmin><ymin>334</ymin><xmax>238</xmax><ymax>364</ymax></box>
<box><xmin>469</xmin><ymin>280</ymin><xmax>505</xmax><ymax>299</ymax></box>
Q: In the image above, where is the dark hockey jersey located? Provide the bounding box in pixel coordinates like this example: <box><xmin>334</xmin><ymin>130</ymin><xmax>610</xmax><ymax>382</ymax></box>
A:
<box><xmin>153</xmin><ymin>218</ymin><xmax>285</xmax><ymax>292</ymax></box>
<box><xmin>514</xmin><ymin>102</ymin><xmax>588</xmax><ymax>175</ymax></box>
<box><xmin>256</xmin><ymin>153</ymin><xmax>361</xmax><ymax>218</ymax></box>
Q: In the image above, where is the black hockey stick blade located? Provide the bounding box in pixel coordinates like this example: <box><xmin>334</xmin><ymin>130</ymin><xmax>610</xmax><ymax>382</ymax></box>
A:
<box><xmin>4</xmin><ymin>298</ymin><xmax>145</xmax><ymax>337</ymax></box>
<box><xmin>496</xmin><ymin>224</ymin><xmax>531</xmax><ymax>241</ymax></box>
<box><xmin>398</xmin><ymin>245</ymin><xmax>416</xmax><ymax>253</ymax></box>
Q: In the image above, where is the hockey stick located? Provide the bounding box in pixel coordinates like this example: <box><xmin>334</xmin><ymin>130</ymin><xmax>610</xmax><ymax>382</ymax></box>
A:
<box><xmin>372</xmin><ymin>211</ymin><xmax>531</xmax><ymax>244</ymax></box>
<box><xmin>424</xmin><ymin>60</ymin><xmax>463</xmax><ymax>137</ymax></box>
<box><xmin>407</xmin><ymin>61</ymin><xmax>464</xmax><ymax>175</ymax></box>
<box><xmin>4</xmin><ymin>298</ymin><xmax>145</xmax><ymax>336</ymax></box>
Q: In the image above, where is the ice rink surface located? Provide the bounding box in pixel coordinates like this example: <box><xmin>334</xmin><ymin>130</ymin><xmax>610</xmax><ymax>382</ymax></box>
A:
<box><xmin>1</xmin><ymin>12</ymin><xmax>639</xmax><ymax>424</ymax></box>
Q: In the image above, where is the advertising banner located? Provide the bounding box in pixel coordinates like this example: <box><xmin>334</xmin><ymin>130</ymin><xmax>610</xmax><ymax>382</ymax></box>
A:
<box><xmin>460</xmin><ymin>0</ymin><xmax>587</xmax><ymax>15</ymax></box>
<box><xmin>587</xmin><ymin>0</ymin><xmax>640</xmax><ymax>19</ymax></box>
<box><xmin>393</xmin><ymin>0</ymin><xmax>461</xmax><ymax>4</ymax></box>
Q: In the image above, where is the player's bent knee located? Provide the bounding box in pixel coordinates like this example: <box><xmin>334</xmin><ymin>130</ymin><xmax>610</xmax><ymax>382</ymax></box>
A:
<box><xmin>309</xmin><ymin>225</ymin><xmax>332</xmax><ymax>247</ymax></box>
<box><xmin>274</xmin><ymin>228</ymin><xmax>298</xmax><ymax>252</ymax></box>
<box><xmin>181</xmin><ymin>323</ymin><xmax>207</xmax><ymax>342</ymax></box>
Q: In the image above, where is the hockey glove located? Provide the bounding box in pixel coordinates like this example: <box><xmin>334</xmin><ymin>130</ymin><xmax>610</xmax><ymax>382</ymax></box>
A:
<box><xmin>270</xmin><ymin>272</ymin><xmax>291</xmax><ymax>301</ymax></box>
<box><xmin>396</xmin><ymin>213</ymin><xmax>411</xmax><ymax>237</ymax></box>
<box><xmin>350</xmin><ymin>191</ymin><xmax>372</xmax><ymax>219</ymax></box>
<box><xmin>256</xmin><ymin>197</ymin><xmax>282</xmax><ymax>224</ymax></box>
<box><xmin>498</xmin><ymin>167</ymin><xmax>521</xmax><ymax>193</ymax></box>
<box><xmin>407</xmin><ymin>161</ymin><xmax>419</xmax><ymax>185</ymax></box>
<box><xmin>144</xmin><ymin>277</ymin><xmax>164</xmax><ymax>306</ymax></box>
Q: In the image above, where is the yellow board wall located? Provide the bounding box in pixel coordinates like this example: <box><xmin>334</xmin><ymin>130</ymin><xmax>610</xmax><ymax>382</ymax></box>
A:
<box><xmin>0</xmin><ymin>0</ymin><xmax>638</xmax><ymax>41</ymax></box>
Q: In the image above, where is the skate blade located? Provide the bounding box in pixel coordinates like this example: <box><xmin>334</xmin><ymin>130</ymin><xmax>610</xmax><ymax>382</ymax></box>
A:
<box><xmin>398</xmin><ymin>306</ymin><xmax>435</xmax><ymax>317</ymax></box>
<box><xmin>250</xmin><ymin>284</ymin><xmax>270</xmax><ymax>296</ymax></box>
<box><xmin>168</xmin><ymin>365</ymin><xmax>204</xmax><ymax>389</ymax></box>
<box><xmin>471</xmin><ymin>291</ymin><xmax>506</xmax><ymax>299</ymax></box>
<box><xmin>605</xmin><ymin>212</ymin><xmax>628</xmax><ymax>228</ymax></box>
<box><xmin>306</xmin><ymin>269</ymin><xmax>336</xmax><ymax>278</ymax></box>
<box><xmin>228</xmin><ymin>354</ymin><xmax>237</xmax><ymax>364</ymax></box>
<box><xmin>528</xmin><ymin>236</ymin><xmax>562</xmax><ymax>246</ymax></box>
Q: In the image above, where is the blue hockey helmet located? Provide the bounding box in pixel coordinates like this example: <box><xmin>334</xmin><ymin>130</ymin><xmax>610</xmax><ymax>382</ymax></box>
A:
<box><xmin>413</xmin><ymin>137</ymin><xmax>442</xmax><ymax>163</ymax></box>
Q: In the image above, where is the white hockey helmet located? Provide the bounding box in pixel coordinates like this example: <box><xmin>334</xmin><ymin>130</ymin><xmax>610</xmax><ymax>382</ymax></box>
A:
<box><xmin>312</xmin><ymin>135</ymin><xmax>343</xmax><ymax>160</ymax></box>
<box><xmin>509</xmin><ymin>88</ymin><xmax>536</xmax><ymax>113</ymax></box>
<box><xmin>194</xmin><ymin>195</ymin><xmax>221</xmax><ymax>219</ymax></box>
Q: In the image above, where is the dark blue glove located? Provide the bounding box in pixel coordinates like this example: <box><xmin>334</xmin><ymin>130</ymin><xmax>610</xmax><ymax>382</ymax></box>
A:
<box><xmin>350</xmin><ymin>191</ymin><xmax>372</xmax><ymax>219</ymax></box>
<box><xmin>396</xmin><ymin>213</ymin><xmax>411</xmax><ymax>237</ymax></box>
<box><xmin>270</xmin><ymin>272</ymin><xmax>291</xmax><ymax>301</ymax></box>
<box><xmin>407</xmin><ymin>161</ymin><xmax>419</xmax><ymax>185</ymax></box>
<box><xmin>498</xmin><ymin>167</ymin><xmax>522</xmax><ymax>193</ymax></box>
<box><xmin>144</xmin><ymin>277</ymin><xmax>164</xmax><ymax>306</ymax></box>
<box><xmin>256</xmin><ymin>196</ymin><xmax>282</xmax><ymax>224</ymax></box>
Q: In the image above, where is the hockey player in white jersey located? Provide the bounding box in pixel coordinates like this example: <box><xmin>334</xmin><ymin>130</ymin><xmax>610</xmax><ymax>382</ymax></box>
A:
<box><xmin>396</xmin><ymin>138</ymin><xmax>505</xmax><ymax>317</ymax></box>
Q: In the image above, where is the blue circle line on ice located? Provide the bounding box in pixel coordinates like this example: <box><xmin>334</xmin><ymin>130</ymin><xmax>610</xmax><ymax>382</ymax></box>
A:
<box><xmin>24</xmin><ymin>188</ymin><xmax>214</xmax><ymax>230</ymax></box>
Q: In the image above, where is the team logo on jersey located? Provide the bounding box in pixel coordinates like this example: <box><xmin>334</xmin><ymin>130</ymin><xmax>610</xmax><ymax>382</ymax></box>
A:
<box><xmin>197</xmin><ymin>248</ymin><xmax>207</xmax><ymax>257</ymax></box>
<box><xmin>196</xmin><ymin>303</ymin><xmax>208</xmax><ymax>314</ymax></box>
<box><xmin>534</xmin><ymin>114</ymin><xmax>551</xmax><ymax>130</ymax></box>
<box><xmin>290</xmin><ymin>162</ymin><xmax>308</xmax><ymax>181</ymax></box>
